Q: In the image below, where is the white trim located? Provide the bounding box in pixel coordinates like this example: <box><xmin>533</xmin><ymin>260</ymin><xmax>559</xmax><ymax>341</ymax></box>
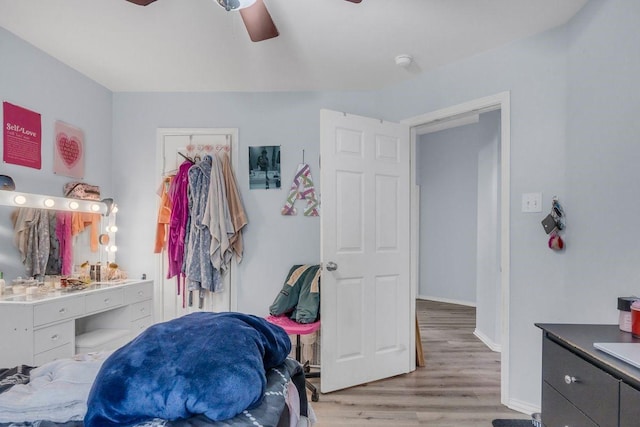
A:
<box><xmin>474</xmin><ymin>328</ymin><xmax>502</xmax><ymax>353</ymax></box>
<box><xmin>409</xmin><ymin>128</ymin><xmax>419</xmax><ymax>372</ymax></box>
<box><xmin>417</xmin><ymin>295</ymin><xmax>476</xmax><ymax>308</ymax></box>
<box><xmin>414</xmin><ymin>113</ymin><xmax>479</xmax><ymax>135</ymax></box>
<box><xmin>402</xmin><ymin>91</ymin><xmax>511</xmax><ymax>407</ymax></box>
<box><xmin>154</xmin><ymin>128</ymin><xmax>240</xmax><ymax>321</ymax></box>
<box><xmin>506</xmin><ymin>398</ymin><xmax>540</xmax><ymax>418</ymax></box>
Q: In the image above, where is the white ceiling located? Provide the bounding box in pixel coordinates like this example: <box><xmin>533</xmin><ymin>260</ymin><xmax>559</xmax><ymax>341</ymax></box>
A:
<box><xmin>0</xmin><ymin>0</ymin><xmax>588</xmax><ymax>92</ymax></box>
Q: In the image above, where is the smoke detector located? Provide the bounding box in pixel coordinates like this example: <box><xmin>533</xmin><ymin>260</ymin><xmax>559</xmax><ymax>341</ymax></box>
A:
<box><xmin>395</xmin><ymin>54</ymin><xmax>413</xmax><ymax>68</ymax></box>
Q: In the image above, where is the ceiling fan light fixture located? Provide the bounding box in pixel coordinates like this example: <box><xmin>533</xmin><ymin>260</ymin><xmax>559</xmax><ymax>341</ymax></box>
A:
<box><xmin>215</xmin><ymin>0</ymin><xmax>257</xmax><ymax>11</ymax></box>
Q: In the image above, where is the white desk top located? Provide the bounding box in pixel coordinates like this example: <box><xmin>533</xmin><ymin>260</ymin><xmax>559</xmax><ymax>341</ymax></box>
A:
<box><xmin>0</xmin><ymin>279</ymin><xmax>144</xmax><ymax>304</ymax></box>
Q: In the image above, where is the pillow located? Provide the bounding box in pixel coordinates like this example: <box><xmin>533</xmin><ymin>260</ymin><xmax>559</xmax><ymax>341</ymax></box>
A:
<box><xmin>84</xmin><ymin>312</ymin><xmax>291</xmax><ymax>427</ymax></box>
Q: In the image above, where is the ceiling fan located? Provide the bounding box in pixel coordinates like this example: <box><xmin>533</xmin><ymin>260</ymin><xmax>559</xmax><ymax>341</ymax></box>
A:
<box><xmin>125</xmin><ymin>0</ymin><xmax>362</xmax><ymax>42</ymax></box>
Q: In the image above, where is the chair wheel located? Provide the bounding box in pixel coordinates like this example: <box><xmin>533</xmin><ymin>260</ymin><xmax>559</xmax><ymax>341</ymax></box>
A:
<box><xmin>311</xmin><ymin>391</ymin><xmax>319</xmax><ymax>402</ymax></box>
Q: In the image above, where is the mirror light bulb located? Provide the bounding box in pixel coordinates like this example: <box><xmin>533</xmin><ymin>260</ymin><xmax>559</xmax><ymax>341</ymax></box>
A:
<box><xmin>107</xmin><ymin>225</ymin><xmax>118</xmax><ymax>233</ymax></box>
<box><xmin>111</xmin><ymin>205</ymin><xmax>119</xmax><ymax>214</ymax></box>
<box><xmin>90</xmin><ymin>203</ymin><xmax>100</xmax><ymax>212</ymax></box>
<box><xmin>69</xmin><ymin>201</ymin><xmax>79</xmax><ymax>210</ymax></box>
<box><xmin>14</xmin><ymin>195</ymin><xmax>26</xmax><ymax>205</ymax></box>
<box><xmin>44</xmin><ymin>198</ymin><xmax>55</xmax><ymax>208</ymax></box>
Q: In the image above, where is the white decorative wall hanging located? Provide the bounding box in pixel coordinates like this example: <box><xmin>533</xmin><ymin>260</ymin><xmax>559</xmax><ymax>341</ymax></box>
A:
<box><xmin>281</xmin><ymin>163</ymin><xmax>319</xmax><ymax>217</ymax></box>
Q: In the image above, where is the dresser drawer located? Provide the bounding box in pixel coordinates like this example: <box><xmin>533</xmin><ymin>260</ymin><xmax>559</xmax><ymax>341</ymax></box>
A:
<box><xmin>34</xmin><ymin>321</ymin><xmax>74</xmax><ymax>354</ymax></box>
<box><xmin>125</xmin><ymin>281</ymin><xmax>153</xmax><ymax>304</ymax></box>
<box><xmin>33</xmin><ymin>343</ymin><xmax>74</xmax><ymax>366</ymax></box>
<box><xmin>620</xmin><ymin>382</ymin><xmax>640</xmax><ymax>427</ymax></box>
<box><xmin>34</xmin><ymin>296</ymin><xmax>84</xmax><ymax>327</ymax></box>
<box><xmin>86</xmin><ymin>288</ymin><xmax>124</xmax><ymax>314</ymax></box>
<box><xmin>543</xmin><ymin>337</ymin><xmax>618</xmax><ymax>425</ymax></box>
<box><xmin>130</xmin><ymin>300</ymin><xmax>152</xmax><ymax>321</ymax></box>
<box><xmin>131</xmin><ymin>316</ymin><xmax>153</xmax><ymax>337</ymax></box>
<box><xmin>542</xmin><ymin>381</ymin><xmax>598</xmax><ymax>427</ymax></box>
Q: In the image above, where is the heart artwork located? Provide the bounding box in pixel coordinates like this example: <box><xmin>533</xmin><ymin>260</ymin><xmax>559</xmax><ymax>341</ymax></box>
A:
<box><xmin>56</xmin><ymin>132</ymin><xmax>82</xmax><ymax>169</ymax></box>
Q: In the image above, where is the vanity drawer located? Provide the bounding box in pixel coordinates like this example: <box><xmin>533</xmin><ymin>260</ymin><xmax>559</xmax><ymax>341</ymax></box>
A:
<box><xmin>131</xmin><ymin>316</ymin><xmax>153</xmax><ymax>337</ymax></box>
<box><xmin>34</xmin><ymin>321</ymin><xmax>74</xmax><ymax>354</ymax></box>
<box><xmin>130</xmin><ymin>300</ymin><xmax>152</xmax><ymax>321</ymax></box>
<box><xmin>125</xmin><ymin>281</ymin><xmax>153</xmax><ymax>304</ymax></box>
<box><xmin>86</xmin><ymin>288</ymin><xmax>124</xmax><ymax>314</ymax></box>
<box><xmin>34</xmin><ymin>343</ymin><xmax>74</xmax><ymax>366</ymax></box>
<box><xmin>542</xmin><ymin>337</ymin><xmax>618</xmax><ymax>425</ymax></box>
<box><xmin>34</xmin><ymin>296</ymin><xmax>84</xmax><ymax>327</ymax></box>
<box><xmin>542</xmin><ymin>381</ymin><xmax>598</xmax><ymax>427</ymax></box>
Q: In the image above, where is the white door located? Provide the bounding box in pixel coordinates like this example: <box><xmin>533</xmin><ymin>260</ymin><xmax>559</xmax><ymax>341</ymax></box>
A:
<box><xmin>320</xmin><ymin>109</ymin><xmax>412</xmax><ymax>393</ymax></box>
<box><xmin>156</xmin><ymin>128</ymin><xmax>238</xmax><ymax>322</ymax></box>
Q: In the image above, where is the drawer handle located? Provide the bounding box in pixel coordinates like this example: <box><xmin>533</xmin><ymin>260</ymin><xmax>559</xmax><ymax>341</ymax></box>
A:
<box><xmin>59</xmin><ymin>308</ymin><xmax>67</xmax><ymax>314</ymax></box>
<box><xmin>138</xmin><ymin>291</ymin><xmax>144</xmax><ymax>296</ymax></box>
<box><xmin>51</xmin><ymin>334</ymin><xmax>59</xmax><ymax>341</ymax></box>
<box><xmin>564</xmin><ymin>374</ymin><xmax>578</xmax><ymax>384</ymax></box>
<box><xmin>140</xmin><ymin>307</ymin><xmax>146</xmax><ymax>312</ymax></box>
<box><xmin>104</xmin><ymin>298</ymin><xmax>111</xmax><ymax>304</ymax></box>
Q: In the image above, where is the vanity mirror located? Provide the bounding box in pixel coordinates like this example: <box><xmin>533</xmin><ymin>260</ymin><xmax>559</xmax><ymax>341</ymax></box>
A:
<box><xmin>0</xmin><ymin>190</ymin><xmax>116</xmax><ymax>284</ymax></box>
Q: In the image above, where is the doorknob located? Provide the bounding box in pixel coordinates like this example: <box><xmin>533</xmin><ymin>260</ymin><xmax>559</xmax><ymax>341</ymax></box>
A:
<box><xmin>326</xmin><ymin>261</ymin><xmax>338</xmax><ymax>271</ymax></box>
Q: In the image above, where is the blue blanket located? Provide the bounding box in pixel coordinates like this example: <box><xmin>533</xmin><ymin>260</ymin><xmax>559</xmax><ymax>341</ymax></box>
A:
<box><xmin>84</xmin><ymin>312</ymin><xmax>291</xmax><ymax>427</ymax></box>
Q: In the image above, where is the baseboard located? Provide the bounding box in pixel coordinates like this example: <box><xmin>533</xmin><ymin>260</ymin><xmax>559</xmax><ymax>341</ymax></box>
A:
<box><xmin>416</xmin><ymin>295</ymin><xmax>476</xmax><ymax>307</ymax></box>
<box><xmin>473</xmin><ymin>328</ymin><xmax>502</xmax><ymax>352</ymax></box>
<box><xmin>505</xmin><ymin>397</ymin><xmax>540</xmax><ymax>418</ymax></box>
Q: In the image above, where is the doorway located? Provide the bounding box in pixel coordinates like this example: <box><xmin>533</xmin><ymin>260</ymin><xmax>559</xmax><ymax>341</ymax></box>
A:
<box><xmin>154</xmin><ymin>128</ymin><xmax>239</xmax><ymax>322</ymax></box>
<box><xmin>402</xmin><ymin>91</ymin><xmax>511</xmax><ymax>404</ymax></box>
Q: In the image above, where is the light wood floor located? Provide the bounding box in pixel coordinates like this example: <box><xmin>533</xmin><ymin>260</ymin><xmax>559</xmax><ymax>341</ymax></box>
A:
<box><xmin>308</xmin><ymin>300</ymin><xmax>530</xmax><ymax>426</ymax></box>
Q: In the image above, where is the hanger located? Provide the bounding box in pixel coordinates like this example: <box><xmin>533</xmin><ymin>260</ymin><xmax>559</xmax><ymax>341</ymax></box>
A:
<box><xmin>178</xmin><ymin>152</ymin><xmax>195</xmax><ymax>164</ymax></box>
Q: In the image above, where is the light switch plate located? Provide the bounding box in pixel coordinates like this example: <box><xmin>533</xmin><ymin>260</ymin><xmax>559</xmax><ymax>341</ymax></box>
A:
<box><xmin>522</xmin><ymin>192</ymin><xmax>542</xmax><ymax>213</ymax></box>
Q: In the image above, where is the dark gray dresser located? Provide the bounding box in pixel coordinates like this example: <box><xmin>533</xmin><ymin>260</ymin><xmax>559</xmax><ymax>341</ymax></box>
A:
<box><xmin>537</xmin><ymin>324</ymin><xmax>640</xmax><ymax>427</ymax></box>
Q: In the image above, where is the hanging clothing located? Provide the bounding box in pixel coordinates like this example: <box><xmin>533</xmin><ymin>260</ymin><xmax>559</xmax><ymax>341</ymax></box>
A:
<box><xmin>71</xmin><ymin>212</ymin><xmax>100</xmax><ymax>253</ymax></box>
<box><xmin>281</xmin><ymin>163</ymin><xmax>320</xmax><ymax>216</ymax></box>
<box><xmin>184</xmin><ymin>155</ymin><xmax>221</xmax><ymax>294</ymax></box>
<box><xmin>219</xmin><ymin>151</ymin><xmax>248</xmax><ymax>262</ymax></box>
<box><xmin>44</xmin><ymin>211</ymin><xmax>61</xmax><ymax>275</ymax></box>
<box><xmin>12</xmin><ymin>208</ymin><xmax>52</xmax><ymax>277</ymax></box>
<box><xmin>154</xmin><ymin>175</ymin><xmax>173</xmax><ymax>254</ymax></box>
<box><xmin>167</xmin><ymin>161</ymin><xmax>192</xmax><ymax>281</ymax></box>
<box><xmin>204</xmin><ymin>154</ymin><xmax>234</xmax><ymax>279</ymax></box>
<box><xmin>56</xmin><ymin>211</ymin><xmax>74</xmax><ymax>276</ymax></box>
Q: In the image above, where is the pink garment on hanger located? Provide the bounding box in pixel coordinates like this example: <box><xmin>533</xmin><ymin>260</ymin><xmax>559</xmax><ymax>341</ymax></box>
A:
<box><xmin>167</xmin><ymin>161</ymin><xmax>192</xmax><ymax>280</ymax></box>
<box><xmin>56</xmin><ymin>211</ymin><xmax>73</xmax><ymax>276</ymax></box>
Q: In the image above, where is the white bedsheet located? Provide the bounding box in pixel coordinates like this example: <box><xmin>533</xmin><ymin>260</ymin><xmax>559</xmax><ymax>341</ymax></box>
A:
<box><xmin>0</xmin><ymin>352</ymin><xmax>110</xmax><ymax>423</ymax></box>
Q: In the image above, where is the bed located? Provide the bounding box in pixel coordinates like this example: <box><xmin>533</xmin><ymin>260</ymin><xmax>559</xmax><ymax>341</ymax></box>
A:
<box><xmin>0</xmin><ymin>312</ymin><xmax>314</xmax><ymax>427</ymax></box>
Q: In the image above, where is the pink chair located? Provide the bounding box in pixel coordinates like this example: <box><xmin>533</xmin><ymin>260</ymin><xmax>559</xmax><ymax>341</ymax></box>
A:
<box><xmin>266</xmin><ymin>315</ymin><xmax>321</xmax><ymax>402</ymax></box>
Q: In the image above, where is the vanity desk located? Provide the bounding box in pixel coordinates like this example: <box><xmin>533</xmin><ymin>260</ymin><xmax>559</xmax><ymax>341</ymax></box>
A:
<box><xmin>0</xmin><ymin>279</ymin><xmax>153</xmax><ymax>367</ymax></box>
<box><xmin>537</xmin><ymin>323</ymin><xmax>640</xmax><ymax>427</ymax></box>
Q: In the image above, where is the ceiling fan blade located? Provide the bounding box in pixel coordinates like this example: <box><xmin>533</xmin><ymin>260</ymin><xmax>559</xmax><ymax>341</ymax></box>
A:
<box><xmin>125</xmin><ymin>0</ymin><xmax>157</xmax><ymax>5</ymax></box>
<box><xmin>239</xmin><ymin>0</ymin><xmax>279</xmax><ymax>42</ymax></box>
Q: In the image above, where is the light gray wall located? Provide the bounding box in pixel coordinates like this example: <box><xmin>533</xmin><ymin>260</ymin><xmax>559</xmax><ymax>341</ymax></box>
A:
<box><xmin>417</xmin><ymin>122</ymin><xmax>483</xmax><ymax>305</ymax></box>
<box><xmin>0</xmin><ymin>28</ymin><xmax>113</xmax><ymax>281</ymax></box>
<box><xmin>111</xmin><ymin>91</ymin><xmax>380</xmax><ymax>316</ymax></box>
<box><xmin>3</xmin><ymin>0</ymin><xmax>640</xmax><ymax>411</ymax></box>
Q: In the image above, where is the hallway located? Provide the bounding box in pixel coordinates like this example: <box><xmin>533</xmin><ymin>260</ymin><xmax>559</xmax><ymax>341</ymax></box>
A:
<box><xmin>309</xmin><ymin>300</ymin><xmax>529</xmax><ymax>426</ymax></box>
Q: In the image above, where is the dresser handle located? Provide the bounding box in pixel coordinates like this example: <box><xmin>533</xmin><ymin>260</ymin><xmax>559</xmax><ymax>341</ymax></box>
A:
<box><xmin>104</xmin><ymin>298</ymin><xmax>110</xmax><ymax>304</ymax></box>
<box><xmin>138</xmin><ymin>291</ymin><xmax>144</xmax><ymax>296</ymax></box>
<box><xmin>51</xmin><ymin>334</ymin><xmax>59</xmax><ymax>341</ymax></box>
<box><xmin>564</xmin><ymin>375</ymin><xmax>577</xmax><ymax>384</ymax></box>
<box><xmin>59</xmin><ymin>308</ymin><xmax>66</xmax><ymax>314</ymax></box>
<box><xmin>140</xmin><ymin>307</ymin><xmax>146</xmax><ymax>312</ymax></box>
